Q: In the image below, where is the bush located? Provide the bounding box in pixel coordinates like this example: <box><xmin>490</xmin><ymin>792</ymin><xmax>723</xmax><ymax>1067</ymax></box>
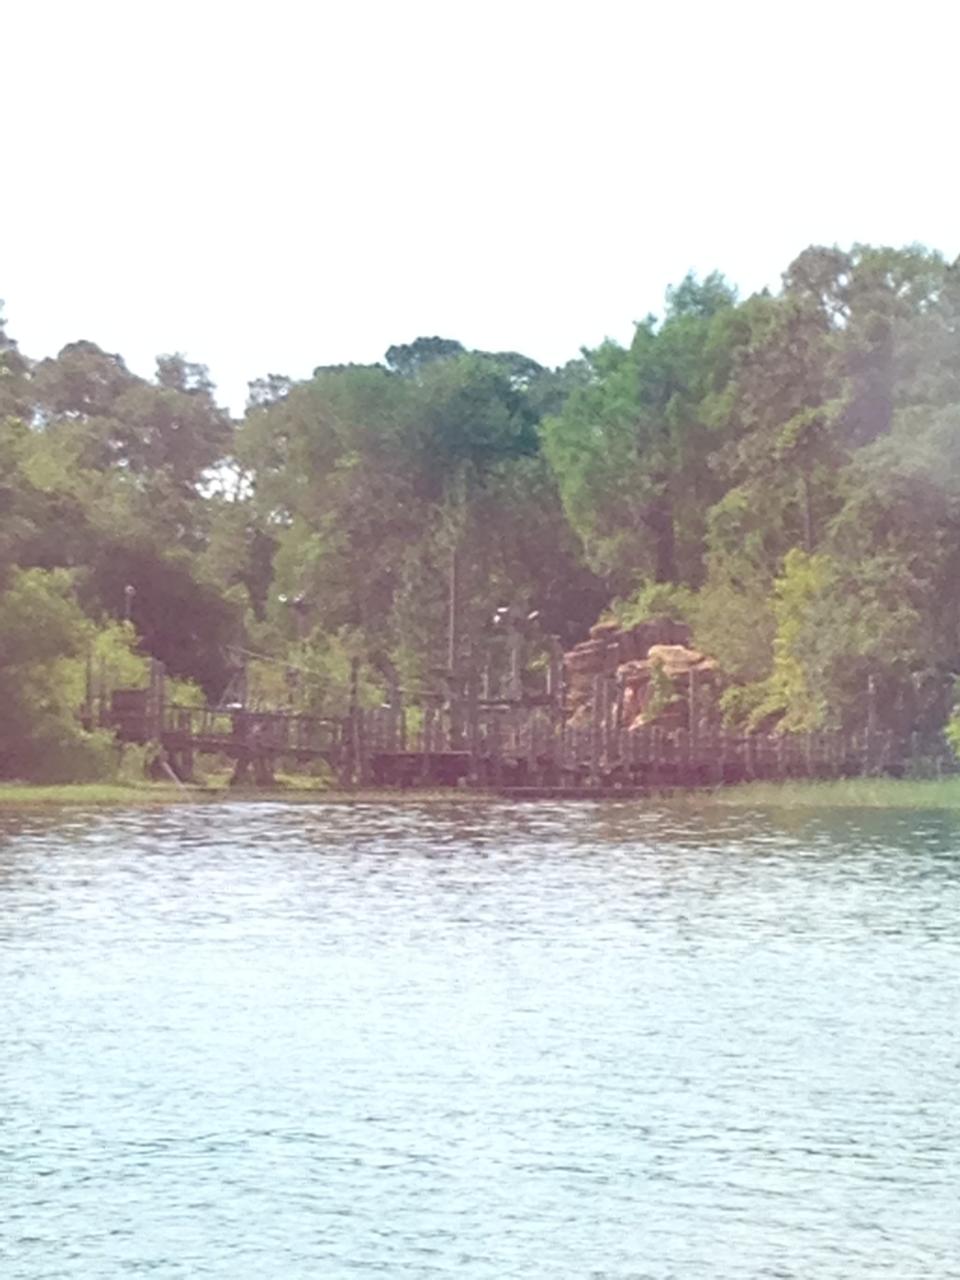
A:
<box><xmin>609</xmin><ymin>581</ymin><xmax>697</xmax><ymax>628</ymax></box>
<box><xmin>945</xmin><ymin>681</ymin><xmax>960</xmax><ymax>762</ymax></box>
<box><xmin>7</xmin><ymin>723</ymin><xmax>117</xmax><ymax>784</ymax></box>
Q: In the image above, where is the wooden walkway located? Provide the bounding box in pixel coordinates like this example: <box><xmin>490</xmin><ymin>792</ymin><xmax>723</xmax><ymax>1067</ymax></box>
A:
<box><xmin>105</xmin><ymin>691</ymin><xmax>946</xmax><ymax>790</ymax></box>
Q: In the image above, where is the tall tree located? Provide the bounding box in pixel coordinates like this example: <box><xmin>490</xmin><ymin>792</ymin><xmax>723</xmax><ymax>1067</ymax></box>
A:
<box><xmin>543</xmin><ymin>272</ymin><xmax>737</xmax><ymax>592</ymax></box>
<box><xmin>0</xmin><ymin>303</ymin><xmax>30</xmax><ymax>421</ymax></box>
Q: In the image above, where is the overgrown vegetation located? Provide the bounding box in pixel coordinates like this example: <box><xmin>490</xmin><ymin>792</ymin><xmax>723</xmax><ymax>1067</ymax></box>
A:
<box><xmin>4</xmin><ymin>242</ymin><xmax>960</xmax><ymax>781</ymax></box>
<box><xmin>685</xmin><ymin>778</ymin><xmax>960</xmax><ymax>810</ymax></box>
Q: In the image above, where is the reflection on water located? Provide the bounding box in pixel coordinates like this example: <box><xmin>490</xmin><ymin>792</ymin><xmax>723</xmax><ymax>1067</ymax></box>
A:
<box><xmin>2</xmin><ymin>801</ymin><xmax>960</xmax><ymax>1277</ymax></box>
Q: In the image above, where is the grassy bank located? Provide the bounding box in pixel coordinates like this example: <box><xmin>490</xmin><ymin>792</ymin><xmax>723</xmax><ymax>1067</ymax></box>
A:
<box><xmin>0</xmin><ymin>781</ymin><xmax>211</xmax><ymax>808</ymax></box>
<box><xmin>689</xmin><ymin>777</ymin><xmax>960</xmax><ymax>809</ymax></box>
<box><xmin>0</xmin><ymin>781</ymin><xmax>488</xmax><ymax>809</ymax></box>
<box><xmin>5</xmin><ymin>776</ymin><xmax>960</xmax><ymax>811</ymax></box>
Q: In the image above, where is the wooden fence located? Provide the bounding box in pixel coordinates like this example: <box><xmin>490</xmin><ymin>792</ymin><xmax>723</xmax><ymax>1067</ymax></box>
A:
<box><xmin>99</xmin><ymin>664</ymin><xmax>958</xmax><ymax>790</ymax></box>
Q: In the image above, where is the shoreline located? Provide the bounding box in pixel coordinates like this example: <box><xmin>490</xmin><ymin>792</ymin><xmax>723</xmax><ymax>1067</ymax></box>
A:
<box><xmin>0</xmin><ymin>782</ymin><xmax>488</xmax><ymax>809</ymax></box>
<box><xmin>3</xmin><ymin>776</ymin><xmax>960</xmax><ymax>811</ymax></box>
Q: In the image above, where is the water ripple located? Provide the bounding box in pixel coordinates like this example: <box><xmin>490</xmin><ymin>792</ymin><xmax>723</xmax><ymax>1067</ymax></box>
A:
<box><xmin>2</xmin><ymin>801</ymin><xmax>960</xmax><ymax>1277</ymax></box>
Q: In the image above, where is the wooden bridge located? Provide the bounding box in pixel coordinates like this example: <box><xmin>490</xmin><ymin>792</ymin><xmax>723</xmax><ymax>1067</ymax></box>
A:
<box><xmin>103</xmin><ymin>682</ymin><xmax>944</xmax><ymax>792</ymax></box>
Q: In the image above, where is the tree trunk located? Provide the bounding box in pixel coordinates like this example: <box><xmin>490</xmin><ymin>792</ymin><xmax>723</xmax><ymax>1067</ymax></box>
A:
<box><xmin>801</xmin><ymin>473</ymin><xmax>815</xmax><ymax>552</ymax></box>
<box><xmin>646</xmin><ymin>493</ymin><xmax>677</xmax><ymax>583</ymax></box>
<box><xmin>447</xmin><ymin>542</ymin><xmax>460</xmax><ymax>675</ymax></box>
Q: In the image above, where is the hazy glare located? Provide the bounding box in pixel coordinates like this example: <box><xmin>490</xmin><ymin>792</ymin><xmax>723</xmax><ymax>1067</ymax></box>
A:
<box><xmin>4</xmin><ymin>0</ymin><xmax>958</xmax><ymax>411</ymax></box>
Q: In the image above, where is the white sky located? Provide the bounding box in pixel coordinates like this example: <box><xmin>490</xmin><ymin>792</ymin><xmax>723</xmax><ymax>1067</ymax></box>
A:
<box><xmin>3</xmin><ymin>0</ymin><xmax>958</xmax><ymax>413</ymax></box>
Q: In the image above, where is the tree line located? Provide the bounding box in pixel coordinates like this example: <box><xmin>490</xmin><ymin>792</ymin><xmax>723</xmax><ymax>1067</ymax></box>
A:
<box><xmin>3</xmin><ymin>242</ymin><xmax>960</xmax><ymax>780</ymax></box>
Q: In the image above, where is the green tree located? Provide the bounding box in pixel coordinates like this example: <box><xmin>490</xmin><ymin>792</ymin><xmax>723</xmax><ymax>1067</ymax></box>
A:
<box><xmin>384</xmin><ymin>336</ymin><xmax>466</xmax><ymax>378</ymax></box>
<box><xmin>543</xmin><ymin>272</ymin><xmax>738</xmax><ymax>591</ymax></box>
<box><xmin>0</xmin><ymin>568</ymin><xmax>113</xmax><ymax>780</ymax></box>
<box><xmin>0</xmin><ymin>303</ymin><xmax>30</xmax><ymax>421</ymax></box>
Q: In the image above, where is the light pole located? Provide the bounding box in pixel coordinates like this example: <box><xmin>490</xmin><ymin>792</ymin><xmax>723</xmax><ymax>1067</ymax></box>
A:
<box><xmin>123</xmin><ymin>583</ymin><xmax>136</xmax><ymax>623</ymax></box>
<box><xmin>278</xmin><ymin>593</ymin><xmax>311</xmax><ymax>709</ymax></box>
<box><xmin>278</xmin><ymin>593</ymin><xmax>311</xmax><ymax>643</ymax></box>
<box><xmin>493</xmin><ymin>605</ymin><xmax>540</xmax><ymax>702</ymax></box>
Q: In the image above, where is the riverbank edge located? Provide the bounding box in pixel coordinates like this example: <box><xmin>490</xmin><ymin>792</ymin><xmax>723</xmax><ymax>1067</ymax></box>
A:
<box><xmin>678</xmin><ymin>777</ymin><xmax>960</xmax><ymax>809</ymax></box>
<box><xmin>4</xmin><ymin>777</ymin><xmax>960</xmax><ymax>809</ymax></box>
<box><xmin>0</xmin><ymin>782</ymin><xmax>484</xmax><ymax>808</ymax></box>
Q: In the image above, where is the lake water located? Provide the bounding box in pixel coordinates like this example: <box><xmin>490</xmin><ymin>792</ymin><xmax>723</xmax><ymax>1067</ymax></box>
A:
<box><xmin>2</xmin><ymin>800</ymin><xmax>959</xmax><ymax>1278</ymax></box>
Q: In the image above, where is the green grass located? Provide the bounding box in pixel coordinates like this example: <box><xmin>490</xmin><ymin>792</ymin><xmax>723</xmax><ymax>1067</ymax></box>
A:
<box><xmin>687</xmin><ymin>776</ymin><xmax>960</xmax><ymax>810</ymax></box>
<box><xmin>0</xmin><ymin>780</ymin><xmax>489</xmax><ymax>809</ymax></box>
<box><xmin>6</xmin><ymin>775</ymin><xmax>960</xmax><ymax>811</ymax></box>
<box><xmin>0</xmin><ymin>781</ymin><xmax>209</xmax><ymax>808</ymax></box>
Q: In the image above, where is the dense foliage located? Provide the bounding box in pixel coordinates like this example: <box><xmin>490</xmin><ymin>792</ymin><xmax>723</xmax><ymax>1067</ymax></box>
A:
<box><xmin>3</xmin><ymin>241</ymin><xmax>960</xmax><ymax>778</ymax></box>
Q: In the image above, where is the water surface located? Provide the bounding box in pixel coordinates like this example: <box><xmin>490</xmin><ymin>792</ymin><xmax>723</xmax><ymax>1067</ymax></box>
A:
<box><xmin>2</xmin><ymin>801</ymin><xmax>959</xmax><ymax>1277</ymax></box>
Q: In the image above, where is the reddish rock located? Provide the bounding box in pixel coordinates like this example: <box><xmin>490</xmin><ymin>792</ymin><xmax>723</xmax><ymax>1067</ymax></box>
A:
<box><xmin>564</xmin><ymin>618</ymin><xmax>720</xmax><ymax>731</ymax></box>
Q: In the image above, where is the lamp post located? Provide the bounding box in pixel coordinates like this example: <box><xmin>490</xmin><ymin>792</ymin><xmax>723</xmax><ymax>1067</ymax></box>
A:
<box><xmin>278</xmin><ymin>593</ymin><xmax>310</xmax><ymax>642</ymax></box>
<box><xmin>493</xmin><ymin>605</ymin><xmax>541</xmax><ymax>702</ymax></box>
<box><xmin>278</xmin><ymin>593</ymin><xmax>311</xmax><ymax>709</ymax></box>
<box><xmin>123</xmin><ymin>583</ymin><xmax>136</xmax><ymax>623</ymax></box>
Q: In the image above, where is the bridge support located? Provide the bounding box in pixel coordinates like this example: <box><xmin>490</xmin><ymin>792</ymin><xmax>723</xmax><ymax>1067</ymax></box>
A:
<box><xmin>230</xmin><ymin>751</ymin><xmax>276</xmax><ymax>788</ymax></box>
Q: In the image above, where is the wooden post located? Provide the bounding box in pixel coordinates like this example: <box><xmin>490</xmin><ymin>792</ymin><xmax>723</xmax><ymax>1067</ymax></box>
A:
<box><xmin>596</xmin><ymin>676</ymin><xmax>607</xmax><ymax>771</ymax></box>
<box><xmin>445</xmin><ymin>542</ymin><xmax>463</xmax><ymax>754</ymax></box>
<box><xmin>885</xmin><ymin>727</ymin><xmax>901</xmax><ymax>773</ymax></box>
<box><xmin>145</xmin><ymin>661</ymin><xmax>156</xmax><ymax>738</ymax></box>
<box><xmin>156</xmin><ymin>662</ymin><xmax>166</xmax><ymax>740</ymax></box>
<box><xmin>548</xmin><ymin>636</ymin><xmax>565</xmax><ymax>785</ymax></box>
<box><xmin>570</xmin><ymin>725</ymin><xmax>582</xmax><ymax>786</ymax></box>
<box><xmin>466</xmin><ymin>659</ymin><xmax>480</xmax><ymax>785</ymax></box>
<box><xmin>348</xmin><ymin>656</ymin><xmax>361</xmax><ymax>786</ymax></box>
<box><xmin>613</xmin><ymin>671</ymin><xmax>626</xmax><ymax>731</ymax></box>
<box><xmin>490</xmin><ymin>709</ymin><xmax>502</xmax><ymax>787</ymax></box>
<box><xmin>508</xmin><ymin>623</ymin><xmax>523</xmax><ymax>703</ymax></box>
<box><xmin>608</xmin><ymin>696</ymin><xmax>617</xmax><ymax>780</ymax></box>
<box><xmin>447</xmin><ymin>543</ymin><xmax>460</xmax><ymax>676</ymax></box>
<box><xmin>84</xmin><ymin>648</ymin><xmax>94</xmax><ymax>730</ymax></box>
<box><xmin>147</xmin><ymin>658</ymin><xmax>165</xmax><ymax>741</ymax></box>
<box><xmin>665</xmin><ymin>730</ymin><xmax>676</xmax><ymax>788</ymax></box>
<box><xmin>527</xmin><ymin>714</ymin><xmax>539</xmax><ymax>786</ymax></box>
<box><xmin>98</xmin><ymin>656</ymin><xmax>108</xmax><ymax>729</ymax></box>
<box><xmin>448</xmin><ymin>680</ymin><xmax>463</xmax><ymax>752</ymax></box>
<box><xmin>547</xmin><ymin>637</ymin><xmax>563</xmax><ymax>705</ymax></box>
<box><xmin>590</xmin><ymin>674</ymin><xmax>603</xmax><ymax>788</ymax></box>
<box><xmin>357</xmin><ymin>709</ymin><xmax>371</xmax><ymax>785</ymax></box>
<box><xmin>180</xmin><ymin>709</ymin><xmax>195</xmax><ymax>782</ymax></box>
<box><xmin>688</xmin><ymin>665</ymin><xmax>698</xmax><ymax>739</ymax></box>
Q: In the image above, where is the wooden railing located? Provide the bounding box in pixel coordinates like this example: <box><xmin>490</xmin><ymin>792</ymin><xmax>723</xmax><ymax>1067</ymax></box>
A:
<box><xmin>352</xmin><ymin>706</ymin><xmax>956</xmax><ymax>788</ymax></box>
<box><xmin>160</xmin><ymin>704</ymin><xmax>344</xmax><ymax>757</ymax></box>
<box><xmin>104</xmin><ymin>687</ymin><xmax>958</xmax><ymax>790</ymax></box>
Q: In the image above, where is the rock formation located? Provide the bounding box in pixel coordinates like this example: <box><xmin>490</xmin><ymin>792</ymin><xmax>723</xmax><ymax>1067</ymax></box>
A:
<box><xmin>564</xmin><ymin>617</ymin><xmax>721</xmax><ymax>731</ymax></box>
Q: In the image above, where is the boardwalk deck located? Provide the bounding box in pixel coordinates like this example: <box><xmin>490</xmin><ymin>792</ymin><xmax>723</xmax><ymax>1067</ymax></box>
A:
<box><xmin>93</xmin><ymin>651</ymin><xmax>960</xmax><ymax>791</ymax></box>
<box><xmin>100</xmin><ymin>689</ymin><xmax>951</xmax><ymax>790</ymax></box>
